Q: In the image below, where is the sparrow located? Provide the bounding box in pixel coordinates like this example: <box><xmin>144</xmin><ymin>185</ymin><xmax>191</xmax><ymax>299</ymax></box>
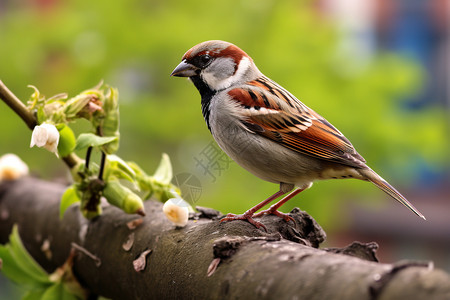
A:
<box><xmin>171</xmin><ymin>40</ymin><xmax>426</xmax><ymax>230</ymax></box>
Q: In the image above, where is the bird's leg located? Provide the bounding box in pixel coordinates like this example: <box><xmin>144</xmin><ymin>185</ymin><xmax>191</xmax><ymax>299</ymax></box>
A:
<box><xmin>252</xmin><ymin>188</ymin><xmax>305</xmax><ymax>222</ymax></box>
<box><xmin>220</xmin><ymin>189</ymin><xmax>286</xmax><ymax>231</ymax></box>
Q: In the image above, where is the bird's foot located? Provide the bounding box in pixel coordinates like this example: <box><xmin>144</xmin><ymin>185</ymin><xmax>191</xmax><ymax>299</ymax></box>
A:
<box><xmin>253</xmin><ymin>209</ymin><xmax>294</xmax><ymax>223</ymax></box>
<box><xmin>220</xmin><ymin>213</ymin><xmax>267</xmax><ymax>232</ymax></box>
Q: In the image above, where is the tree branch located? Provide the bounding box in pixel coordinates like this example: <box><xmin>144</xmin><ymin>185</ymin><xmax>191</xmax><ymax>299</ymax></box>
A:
<box><xmin>0</xmin><ymin>177</ymin><xmax>449</xmax><ymax>299</ymax></box>
<box><xmin>0</xmin><ymin>80</ymin><xmax>37</xmax><ymax>130</ymax></box>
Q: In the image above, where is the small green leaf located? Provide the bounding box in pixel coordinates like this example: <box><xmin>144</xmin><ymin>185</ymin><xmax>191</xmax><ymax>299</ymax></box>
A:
<box><xmin>0</xmin><ymin>225</ymin><xmax>50</xmax><ymax>288</ymax></box>
<box><xmin>153</xmin><ymin>153</ymin><xmax>173</xmax><ymax>185</ymax></box>
<box><xmin>36</xmin><ymin>106</ymin><xmax>47</xmax><ymax>124</ymax></box>
<box><xmin>100</xmin><ymin>87</ymin><xmax>120</xmax><ymax>154</ymax></box>
<box><xmin>57</xmin><ymin>124</ymin><xmax>76</xmax><ymax>157</ymax></box>
<box><xmin>60</xmin><ymin>185</ymin><xmax>81</xmax><ymax>219</ymax></box>
<box><xmin>74</xmin><ymin>133</ymin><xmax>118</xmax><ymax>151</ymax></box>
<box><xmin>105</xmin><ymin>155</ymin><xmax>136</xmax><ymax>182</ymax></box>
<box><xmin>63</xmin><ymin>94</ymin><xmax>95</xmax><ymax>118</ymax></box>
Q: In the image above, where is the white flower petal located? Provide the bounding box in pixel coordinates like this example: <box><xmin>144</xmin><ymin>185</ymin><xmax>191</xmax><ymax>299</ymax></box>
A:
<box><xmin>41</xmin><ymin>123</ymin><xmax>59</xmax><ymax>144</ymax></box>
<box><xmin>163</xmin><ymin>198</ymin><xmax>189</xmax><ymax>227</ymax></box>
<box><xmin>169</xmin><ymin>189</ymin><xmax>194</xmax><ymax>212</ymax></box>
<box><xmin>170</xmin><ymin>197</ymin><xmax>191</xmax><ymax>208</ymax></box>
<box><xmin>44</xmin><ymin>142</ymin><xmax>59</xmax><ymax>157</ymax></box>
<box><xmin>30</xmin><ymin>123</ymin><xmax>60</xmax><ymax>156</ymax></box>
<box><xmin>31</xmin><ymin>126</ymin><xmax>48</xmax><ymax>147</ymax></box>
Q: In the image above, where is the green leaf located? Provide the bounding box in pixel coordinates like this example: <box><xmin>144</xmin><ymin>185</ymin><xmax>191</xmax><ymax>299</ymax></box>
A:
<box><xmin>57</xmin><ymin>124</ymin><xmax>76</xmax><ymax>157</ymax></box>
<box><xmin>36</xmin><ymin>106</ymin><xmax>47</xmax><ymax>124</ymax></box>
<box><xmin>60</xmin><ymin>185</ymin><xmax>81</xmax><ymax>219</ymax></box>
<box><xmin>8</xmin><ymin>226</ymin><xmax>50</xmax><ymax>284</ymax></box>
<box><xmin>152</xmin><ymin>153</ymin><xmax>173</xmax><ymax>185</ymax></box>
<box><xmin>105</xmin><ymin>155</ymin><xmax>136</xmax><ymax>182</ymax></box>
<box><xmin>0</xmin><ymin>227</ymin><xmax>86</xmax><ymax>299</ymax></box>
<box><xmin>0</xmin><ymin>245</ymin><xmax>41</xmax><ymax>288</ymax></box>
<box><xmin>41</xmin><ymin>282</ymin><xmax>64</xmax><ymax>300</ymax></box>
<box><xmin>22</xmin><ymin>289</ymin><xmax>47</xmax><ymax>300</ymax></box>
<box><xmin>100</xmin><ymin>87</ymin><xmax>120</xmax><ymax>155</ymax></box>
<box><xmin>0</xmin><ymin>225</ymin><xmax>51</xmax><ymax>288</ymax></box>
<box><xmin>74</xmin><ymin>133</ymin><xmax>118</xmax><ymax>151</ymax></box>
<box><xmin>63</xmin><ymin>94</ymin><xmax>95</xmax><ymax>118</ymax></box>
<box><xmin>41</xmin><ymin>282</ymin><xmax>82</xmax><ymax>300</ymax></box>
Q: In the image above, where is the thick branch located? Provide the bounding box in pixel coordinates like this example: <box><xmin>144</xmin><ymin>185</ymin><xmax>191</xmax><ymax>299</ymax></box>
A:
<box><xmin>0</xmin><ymin>177</ymin><xmax>449</xmax><ymax>300</ymax></box>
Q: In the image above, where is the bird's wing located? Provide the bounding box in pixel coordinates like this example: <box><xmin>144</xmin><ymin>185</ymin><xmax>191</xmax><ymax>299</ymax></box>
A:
<box><xmin>227</xmin><ymin>76</ymin><xmax>366</xmax><ymax>168</ymax></box>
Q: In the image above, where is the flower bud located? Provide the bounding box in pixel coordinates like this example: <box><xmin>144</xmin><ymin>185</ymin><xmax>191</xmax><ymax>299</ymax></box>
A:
<box><xmin>163</xmin><ymin>198</ymin><xmax>189</xmax><ymax>227</ymax></box>
<box><xmin>30</xmin><ymin>123</ymin><xmax>60</xmax><ymax>157</ymax></box>
<box><xmin>100</xmin><ymin>87</ymin><xmax>120</xmax><ymax>154</ymax></box>
<box><xmin>0</xmin><ymin>153</ymin><xmax>29</xmax><ymax>181</ymax></box>
<box><xmin>64</xmin><ymin>93</ymin><xmax>101</xmax><ymax>120</ymax></box>
<box><xmin>103</xmin><ymin>180</ymin><xmax>145</xmax><ymax>215</ymax></box>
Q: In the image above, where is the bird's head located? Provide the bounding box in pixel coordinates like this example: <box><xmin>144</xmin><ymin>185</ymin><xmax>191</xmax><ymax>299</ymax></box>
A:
<box><xmin>171</xmin><ymin>40</ymin><xmax>259</xmax><ymax>92</ymax></box>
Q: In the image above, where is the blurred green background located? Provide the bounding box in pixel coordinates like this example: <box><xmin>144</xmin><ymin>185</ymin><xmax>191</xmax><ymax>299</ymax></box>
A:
<box><xmin>1</xmin><ymin>0</ymin><xmax>449</xmax><ymax>296</ymax></box>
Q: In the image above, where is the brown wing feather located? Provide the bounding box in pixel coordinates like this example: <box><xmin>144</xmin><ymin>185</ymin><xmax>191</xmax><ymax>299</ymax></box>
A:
<box><xmin>228</xmin><ymin>80</ymin><xmax>366</xmax><ymax>168</ymax></box>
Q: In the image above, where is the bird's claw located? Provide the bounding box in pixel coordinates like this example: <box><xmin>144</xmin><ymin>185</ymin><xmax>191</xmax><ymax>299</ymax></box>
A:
<box><xmin>220</xmin><ymin>209</ymin><xmax>294</xmax><ymax>231</ymax></box>
<box><xmin>253</xmin><ymin>209</ymin><xmax>295</xmax><ymax>223</ymax></box>
<box><xmin>220</xmin><ymin>213</ymin><xmax>267</xmax><ymax>232</ymax></box>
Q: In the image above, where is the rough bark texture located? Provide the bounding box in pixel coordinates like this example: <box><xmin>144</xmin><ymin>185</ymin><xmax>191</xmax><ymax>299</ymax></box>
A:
<box><xmin>0</xmin><ymin>177</ymin><xmax>449</xmax><ymax>300</ymax></box>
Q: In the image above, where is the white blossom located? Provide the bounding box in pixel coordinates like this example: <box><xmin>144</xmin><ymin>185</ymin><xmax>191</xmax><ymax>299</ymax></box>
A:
<box><xmin>163</xmin><ymin>198</ymin><xmax>190</xmax><ymax>227</ymax></box>
<box><xmin>0</xmin><ymin>153</ymin><xmax>29</xmax><ymax>181</ymax></box>
<box><xmin>30</xmin><ymin>123</ymin><xmax>60</xmax><ymax>156</ymax></box>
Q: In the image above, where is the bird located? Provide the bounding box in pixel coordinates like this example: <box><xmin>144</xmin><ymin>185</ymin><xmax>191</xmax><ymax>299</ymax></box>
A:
<box><xmin>171</xmin><ymin>40</ymin><xmax>426</xmax><ymax>230</ymax></box>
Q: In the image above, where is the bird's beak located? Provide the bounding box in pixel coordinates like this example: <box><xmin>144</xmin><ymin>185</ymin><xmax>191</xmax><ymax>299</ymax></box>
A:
<box><xmin>170</xmin><ymin>60</ymin><xmax>199</xmax><ymax>77</ymax></box>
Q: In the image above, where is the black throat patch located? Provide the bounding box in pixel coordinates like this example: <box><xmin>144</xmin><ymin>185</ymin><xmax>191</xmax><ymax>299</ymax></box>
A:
<box><xmin>190</xmin><ymin>75</ymin><xmax>215</xmax><ymax>131</ymax></box>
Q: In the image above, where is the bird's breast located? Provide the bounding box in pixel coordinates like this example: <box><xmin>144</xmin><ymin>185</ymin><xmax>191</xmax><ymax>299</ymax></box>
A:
<box><xmin>209</xmin><ymin>115</ymin><xmax>325</xmax><ymax>187</ymax></box>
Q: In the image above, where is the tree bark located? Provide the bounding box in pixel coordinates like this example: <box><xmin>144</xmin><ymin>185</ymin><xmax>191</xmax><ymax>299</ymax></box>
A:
<box><xmin>0</xmin><ymin>177</ymin><xmax>449</xmax><ymax>300</ymax></box>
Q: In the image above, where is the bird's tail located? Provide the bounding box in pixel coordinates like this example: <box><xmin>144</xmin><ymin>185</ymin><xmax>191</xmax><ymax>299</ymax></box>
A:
<box><xmin>358</xmin><ymin>168</ymin><xmax>426</xmax><ymax>220</ymax></box>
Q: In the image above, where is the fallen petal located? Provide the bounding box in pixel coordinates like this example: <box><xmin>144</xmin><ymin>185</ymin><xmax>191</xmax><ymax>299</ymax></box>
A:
<box><xmin>122</xmin><ymin>232</ymin><xmax>135</xmax><ymax>251</ymax></box>
<box><xmin>133</xmin><ymin>249</ymin><xmax>152</xmax><ymax>272</ymax></box>
<box><xmin>41</xmin><ymin>238</ymin><xmax>52</xmax><ymax>260</ymax></box>
<box><xmin>207</xmin><ymin>258</ymin><xmax>221</xmax><ymax>277</ymax></box>
<box><xmin>127</xmin><ymin>218</ymin><xmax>144</xmax><ymax>230</ymax></box>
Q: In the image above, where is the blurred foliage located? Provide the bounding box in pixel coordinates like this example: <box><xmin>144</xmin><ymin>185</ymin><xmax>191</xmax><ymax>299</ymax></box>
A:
<box><xmin>0</xmin><ymin>225</ymin><xmax>86</xmax><ymax>299</ymax></box>
<box><xmin>0</xmin><ymin>0</ymin><xmax>448</xmax><ymax>232</ymax></box>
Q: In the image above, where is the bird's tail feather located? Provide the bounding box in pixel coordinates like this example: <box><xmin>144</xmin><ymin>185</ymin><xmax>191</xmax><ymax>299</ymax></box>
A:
<box><xmin>359</xmin><ymin>168</ymin><xmax>426</xmax><ymax>220</ymax></box>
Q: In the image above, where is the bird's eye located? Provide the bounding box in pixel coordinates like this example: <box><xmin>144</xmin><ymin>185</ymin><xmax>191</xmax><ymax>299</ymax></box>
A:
<box><xmin>201</xmin><ymin>54</ymin><xmax>211</xmax><ymax>64</ymax></box>
<box><xmin>191</xmin><ymin>53</ymin><xmax>213</xmax><ymax>69</ymax></box>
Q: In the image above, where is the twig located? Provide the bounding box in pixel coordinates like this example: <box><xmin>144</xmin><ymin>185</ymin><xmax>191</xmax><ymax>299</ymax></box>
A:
<box><xmin>0</xmin><ymin>80</ymin><xmax>80</xmax><ymax>169</ymax></box>
<box><xmin>0</xmin><ymin>80</ymin><xmax>37</xmax><ymax>130</ymax></box>
<box><xmin>63</xmin><ymin>154</ymin><xmax>80</xmax><ymax>169</ymax></box>
<box><xmin>98</xmin><ymin>152</ymin><xmax>106</xmax><ymax>180</ymax></box>
<box><xmin>85</xmin><ymin>147</ymin><xmax>93</xmax><ymax>170</ymax></box>
<box><xmin>71</xmin><ymin>242</ymin><xmax>101</xmax><ymax>267</ymax></box>
<box><xmin>95</xmin><ymin>125</ymin><xmax>107</xmax><ymax>181</ymax></box>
